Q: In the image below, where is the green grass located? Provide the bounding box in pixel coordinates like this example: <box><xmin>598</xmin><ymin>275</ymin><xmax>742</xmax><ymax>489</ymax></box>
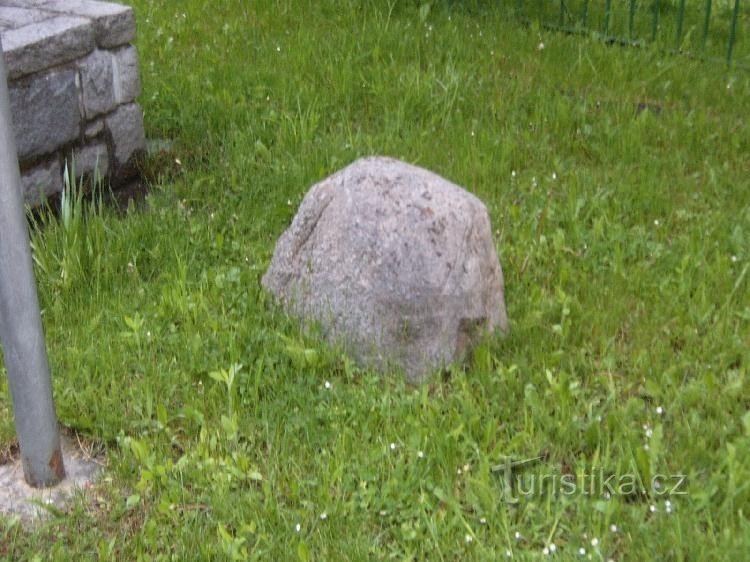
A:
<box><xmin>1</xmin><ymin>0</ymin><xmax>749</xmax><ymax>559</ymax></box>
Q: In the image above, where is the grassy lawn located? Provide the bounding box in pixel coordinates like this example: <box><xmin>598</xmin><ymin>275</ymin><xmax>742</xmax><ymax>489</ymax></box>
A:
<box><xmin>1</xmin><ymin>0</ymin><xmax>749</xmax><ymax>559</ymax></box>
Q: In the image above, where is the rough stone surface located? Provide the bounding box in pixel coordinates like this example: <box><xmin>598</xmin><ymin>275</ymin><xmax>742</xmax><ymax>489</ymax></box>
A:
<box><xmin>1</xmin><ymin>14</ymin><xmax>94</xmax><ymax>79</ymax></box>
<box><xmin>21</xmin><ymin>156</ymin><xmax>62</xmax><ymax>205</ymax></box>
<box><xmin>78</xmin><ymin>48</ymin><xmax>116</xmax><ymax>118</ymax></box>
<box><xmin>84</xmin><ymin>117</ymin><xmax>104</xmax><ymax>138</ymax></box>
<box><xmin>70</xmin><ymin>140</ymin><xmax>108</xmax><ymax>178</ymax></box>
<box><xmin>9</xmin><ymin>69</ymin><xmax>80</xmax><ymax>160</ymax></box>
<box><xmin>0</xmin><ymin>6</ymin><xmax>50</xmax><ymax>32</ymax></box>
<box><xmin>41</xmin><ymin>0</ymin><xmax>135</xmax><ymax>48</ymax></box>
<box><xmin>106</xmin><ymin>102</ymin><xmax>144</xmax><ymax>168</ymax></box>
<box><xmin>112</xmin><ymin>44</ymin><xmax>139</xmax><ymax>103</ymax></box>
<box><xmin>2</xmin><ymin>0</ymin><xmax>135</xmax><ymax>48</ymax></box>
<box><xmin>262</xmin><ymin>156</ymin><xmax>508</xmax><ymax>382</ymax></box>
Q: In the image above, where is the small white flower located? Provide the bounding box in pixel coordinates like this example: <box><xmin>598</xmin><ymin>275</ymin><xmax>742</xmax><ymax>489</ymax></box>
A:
<box><xmin>538</xmin><ymin>42</ymin><xmax>545</xmax><ymax>50</ymax></box>
<box><xmin>511</xmin><ymin>170</ymin><xmax>517</xmax><ymax>177</ymax></box>
<box><xmin>276</xmin><ymin>45</ymin><xmax>281</xmax><ymax>52</ymax></box>
<box><xmin>654</xmin><ymin>219</ymin><xmax>660</xmax><ymax>226</ymax></box>
<box><xmin>295</xmin><ymin>523</ymin><xmax>301</xmax><ymax>532</ymax></box>
<box><xmin>591</xmin><ymin>537</ymin><xmax>599</xmax><ymax>547</ymax></box>
<box><xmin>552</xmin><ymin>172</ymin><xmax>557</xmax><ymax>180</ymax></box>
<box><xmin>543</xmin><ymin>547</ymin><xmax>550</xmax><ymax>556</ymax></box>
<box><xmin>610</xmin><ymin>524</ymin><xmax>618</xmax><ymax>533</ymax></box>
<box><xmin>457</xmin><ymin>467</ymin><xmax>463</xmax><ymax>475</ymax></box>
<box><xmin>515</xmin><ymin>531</ymin><xmax>522</xmax><ymax>540</ymax></box>
<box><xmin>656</xmin><ymin>406</ymin><xmax>664</xmax><ymax>415</ymax></box>
<box><xmin>665</xmin><ymin>499</ymin><xmax>673</xmax><ymax>513</ymax></box>
<box><xmin>645</xmin><ymin>427</ymin><xmax>653</xmax><ymax>438</ymax></box>
<box><xmin>417</xmin><ymin>450</ymin><xmax>424</xmax><ymax>458</ymax></box>
<box><xmin>465</xmin><ymin>534</ymin><xmax>473</xmax><ymax>543</ymax></box>
<box><xmin>650</xmin><ymin>504</ymin><xmax>658</xmax><ymax>513</ymax></box>
<box><xmin>480</xmin><ymin>517</ymin><xmax>487</xmax><ymax>524</ymax></box>
<box><xmin>731</xmin><ymin>255</ymin><xmax>738</xmax><ymax>263</ymax></box>
<box><xmin>506</xmin><ymin>549</ymin><xmax>512</xmax><ymax>558</ymax></box>
<box><xmin>390</xmin><ymin>442</ymin><xmax>396</xmax><ymax>451</ymax></box>
<box><xmin>579</xmin><ymin>547</ymin><xmax>586</xmax><ymax>555</ymax></box>
<box><xmin>320</xmin><ymin>512</ymin><xmax>327</xmax><ymax>520</ymax></box>
<box><xmin>324</xmin><ymin>380</ymin><xmax>332</xmax><ymax>389</ymax></box>
<box><xmin>379</xmin><ymin>510</ymin><xmax>387</xmax><ymax>516</ymax></box>
<box><xmin>549</xmin><ymin>543</ymin><xmax>556</xmax><ymax>552</ymax></box>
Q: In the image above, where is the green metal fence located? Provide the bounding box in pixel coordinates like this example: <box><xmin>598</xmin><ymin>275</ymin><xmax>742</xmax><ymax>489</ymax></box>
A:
<box><xmin>509</xmin><ymin>0</ymin><xmax>746</xmax><ymax>66</ymax></box>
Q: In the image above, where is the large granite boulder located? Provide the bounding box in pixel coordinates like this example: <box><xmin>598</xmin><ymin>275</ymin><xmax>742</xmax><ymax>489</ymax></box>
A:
<box><xmin>262</xmin><ymin>156</ymin><xmax>508</xmax><ymax>382</ymax></box>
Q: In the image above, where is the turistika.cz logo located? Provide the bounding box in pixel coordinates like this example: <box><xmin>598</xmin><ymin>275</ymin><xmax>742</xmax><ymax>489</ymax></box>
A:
<box><xmin>494</xmin><ymin>464</ymin><xmax>687</xmax><ymax>503</ymax></box>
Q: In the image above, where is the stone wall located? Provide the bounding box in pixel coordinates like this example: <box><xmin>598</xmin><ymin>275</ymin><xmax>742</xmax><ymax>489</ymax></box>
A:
<box><xmin>0</xmin><ymin>0</ymin><xmax>145</xmax><ymax>205</ymax></box>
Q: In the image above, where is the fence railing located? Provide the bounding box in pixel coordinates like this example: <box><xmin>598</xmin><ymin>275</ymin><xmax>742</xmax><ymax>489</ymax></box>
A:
<box><xmin>509</xmin><ymin>0</ymin><xmax>746</xmax><ymax>66</ymax></box>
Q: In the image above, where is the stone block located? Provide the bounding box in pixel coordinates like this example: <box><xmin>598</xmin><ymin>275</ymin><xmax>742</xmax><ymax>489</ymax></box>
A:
<box><xmin>0</xmin><ymin>7</ymin><xmax>52</xmax><ymax>32</ymax></box>
<box><xmin>106</xmin><ymin>102</ymin><xmax>144</xmax><ymax>168</ymax></box>
<box><xmin>21</xmin><ymin>157</ymin><xmax>62</xmax><ymax>206</ymax></box>
<box><xmin>85</xmin><ymin>117</ymin><xmax>104</xmax><ymax>138</ymax></box>
<box><xmin>78</xmin><ymin>48</ymin><xmax>116</xmax><ymax>118</ymax></box>
<box><xmin>1</xmin><ymin>14</ymin><xmax>94</xmax><ymax>79</ymax></box>
<box><xmin>70</xmin><ymin>141</ymin><xmax>109</xmax><ymax>179</ymax></box>
<box><xmin>34</xmin><ymin>0</ymin><xmax>135</xmax><ymax>48</ymax></box>
<box><xmin>9</xmin><ymin>69</ymin><xmax>81</xmax><ymax>160</ymax></box>
<box><xmin>112</xmin><ymin>44</ymin><xmax>139</xmax><ymax>103</ymax></box>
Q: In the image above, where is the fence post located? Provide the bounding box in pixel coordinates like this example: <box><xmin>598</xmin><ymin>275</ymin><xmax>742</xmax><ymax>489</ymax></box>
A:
<box><xmin>727</xmin><ymin>0</ymin><xmax>740</xmax><ymax>64</ymax></box>
<box><xmin>0</xmin><ymin>39</ymin><xmax>65</xmax><ymax>487</ymax></box>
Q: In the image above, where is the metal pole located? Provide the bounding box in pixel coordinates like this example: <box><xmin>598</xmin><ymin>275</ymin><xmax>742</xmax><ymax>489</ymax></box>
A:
<box><xmin>0</xmin><ymin>38</ymin><xmax>65</xmax><ymax>487</ymax></box>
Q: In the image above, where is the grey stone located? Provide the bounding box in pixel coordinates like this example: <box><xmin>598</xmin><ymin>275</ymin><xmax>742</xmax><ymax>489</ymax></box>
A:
<box><xmin>34</xmin><ymin>0</ymin><xmax>135</xmax><ymax>48</ymax></box>
<box><xmin>70</xmin><ymin>140</ymin><xmax>108</xmax><ymax>179</ymax></box>
<box><xmin>105</xmin><ymin>102</ymin><xmax>144</xmax><ymax>167</ymax></box>
<box><xmin>112</xmin><ymin>44</ymin><xmax>139</xmax><ymax>103</ymax></box>
<box><xmin>0</xmin><ymin>1</ymin><xmax>50</xmax><ymax>6</ymax></box>
<box><xmin>77</xmin><ymin>48</ymin><xmax>116</xmax><ymax>118</ymax></box>
<box><xmin>85</xmin><ymin>117</ymin><xmax>104</xmax><ymax>138</ymax></box>
<box><xmin>21</xmin><ymin>157</ymin><xmax>62</xmax><ymax>205</ymax></box>
<box><xmin>1</xmin><ymin>14</ymin><xmax>94</xmax><ymax>79</ymax></box>
<box><xmin>0</xmin><ymin>7</ymin><xmax>52</xmax><ymax>32</ymax></box>
<box><xmin>9</xmin><ymin>69</ymin><xmax>80</xmax><ymax>160</ymax></box>
<box><xmin>262</xmin><ymin>156</ymin><xmax>509</xmax><ymax>382</ymax></box>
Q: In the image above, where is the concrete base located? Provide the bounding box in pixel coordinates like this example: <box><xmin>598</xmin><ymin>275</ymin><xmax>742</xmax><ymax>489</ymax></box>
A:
<box><xmin>0</xmin><ymin>433</ymin><xmax>103</xmax><ymax>521</ymax></box>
